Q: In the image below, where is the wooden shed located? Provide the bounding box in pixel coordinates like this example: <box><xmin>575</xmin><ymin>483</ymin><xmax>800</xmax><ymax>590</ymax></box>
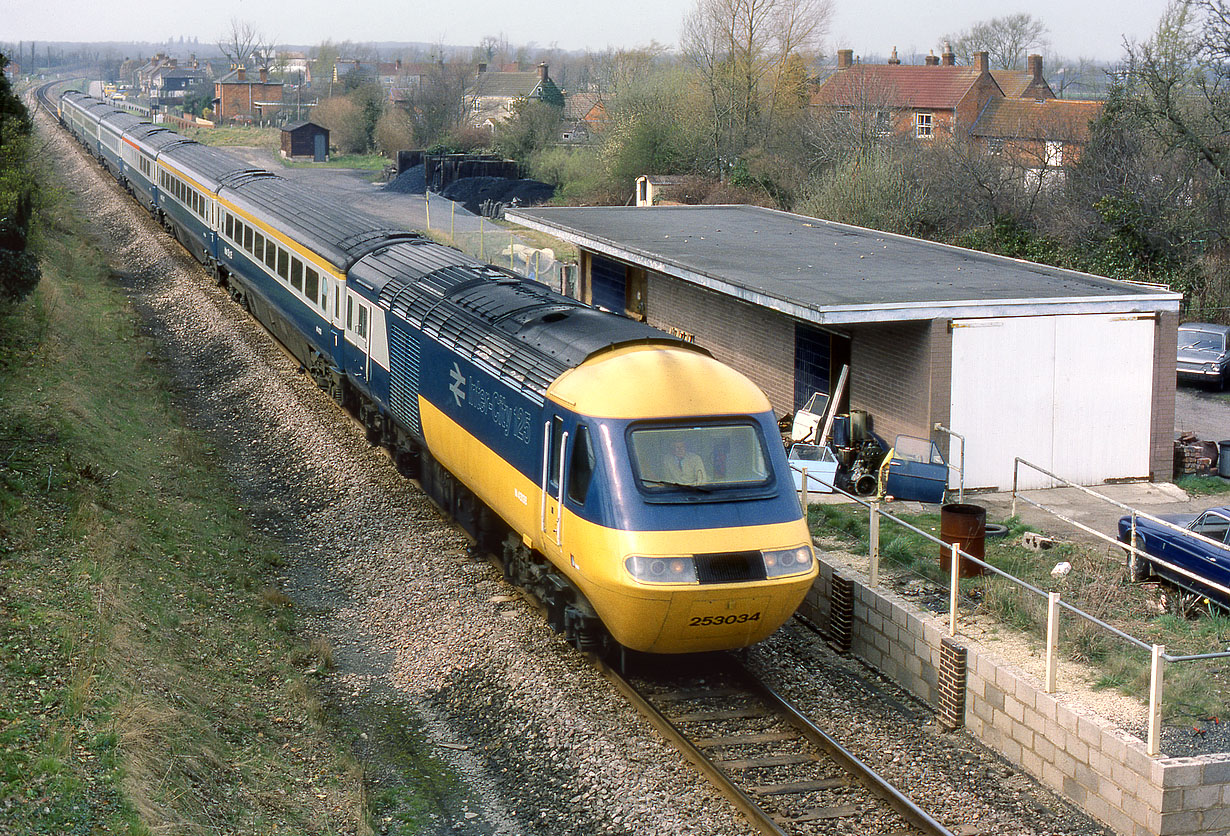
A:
<box><xmin>280</xmin><ymin>121</ymin><xmax>329</xmax><ymax>161</ymax></box>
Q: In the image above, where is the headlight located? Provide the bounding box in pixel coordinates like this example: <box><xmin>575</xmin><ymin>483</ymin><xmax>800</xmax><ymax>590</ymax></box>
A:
<box><xmin>1208</xmin><ymin>363</ymin><xmax>1220</xmax><ymax>373</ymax></box>
<box><xmin>624</xmin><ymin>555</ymin><xmax>699</xmax><ymax>584</ymax></box>
<box><xmin>762</xmin><ymin>545</ymin><xmax>814</xmax><ymax>578</ymax></box>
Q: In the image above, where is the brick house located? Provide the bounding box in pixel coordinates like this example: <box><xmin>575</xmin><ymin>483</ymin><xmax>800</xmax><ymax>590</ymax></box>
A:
<box><xmin>467</xmin><ymin>63</ymin><xmax>563</xmax><ymax>129</ymax></box>
<box><xmin>214</xmin><ymin>67</ymin><xmax>284</xmax><ymax>123</ymax></box>
<box><xmin>812</xmin><ymin>48</ymin><xmax>1100</xmax><ymax>168</ymax></box>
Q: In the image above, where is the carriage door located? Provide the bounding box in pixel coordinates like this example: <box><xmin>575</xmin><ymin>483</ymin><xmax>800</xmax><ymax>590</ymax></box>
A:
<box><xmin>540</xmin><ymin>414</ymin><xmax>567</xmax><ymax>559</ymax></box>
<box><xmin>346</xmin><ymin>292</ymin><xmax>371</xmax><ymax>384</ymax></box>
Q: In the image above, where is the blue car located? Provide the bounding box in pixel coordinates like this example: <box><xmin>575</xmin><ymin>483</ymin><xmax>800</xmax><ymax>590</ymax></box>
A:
<box><xmin>1118</xmin><ymin>507</ymin><xmax>1230</xmax><ymax>608</ymax></box>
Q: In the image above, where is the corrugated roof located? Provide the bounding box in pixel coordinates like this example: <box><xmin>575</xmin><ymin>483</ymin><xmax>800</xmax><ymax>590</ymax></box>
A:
<box><xmin>812</xmin><ymin>65</ymin><xmax>985</xmax><ymax>110</ymax></box>
<box><xmin>970</xmin><ymin>97</ymin><xmax>1102</xmax><ymax>140</ymax></box>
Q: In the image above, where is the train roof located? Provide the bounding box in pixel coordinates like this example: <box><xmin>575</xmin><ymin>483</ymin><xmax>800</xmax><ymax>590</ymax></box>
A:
<box><xmin>351</xmin><ymin>239</ymin><xmax>700</xmax><ymax>401</ymax></box>
<box><xmin>98</xmin><ymin>111</ymin><xmax>150</xmax><ymax>134</ymax></box>
<box><xmin>220</xmin><ymin>175</ymin><xmax>417</xmax><ymax>273</ymax></box>
<box><xmin>160</xmin><ymin>141</ymin><xmax>262</xmax><ymax>189</ymax></box>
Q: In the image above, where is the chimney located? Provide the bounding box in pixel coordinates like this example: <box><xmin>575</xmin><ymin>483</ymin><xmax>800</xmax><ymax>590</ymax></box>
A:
<box><xmin>237</xmin><ymin>67</ymin><xmax>246</xmax><ymax>81</ymax></box>
<box><xmin>1028</xmin><ymin>53</ymin><xmax>1043</xmax><ymax>82</ymax></box>
<box><xmin>259</xmin><ymin>67</ymin><xmax>268</xmax><ymax>83</ymax></box>
<box><xmin>941</xmin><ymin>43</ymin><xmax>955</xmax><ymax>66</ymax></box>
<box><xmin>888</xmin><ymin>46</ymin><xmax>901</xmax><ymax>65</ymax></box>
<box><xmin>974</xmin><ymin>51</ymin><xmax>990</xmax><ymax>74</ymax></box>
<box><xmin>925</xmin><ymin>51</ymin><xmax>939</xmax><ymax>66</ymax></box>
<box><xmin>837</xmin><ymin>49</ymin><xmax>854</xmax><ymax>69</ymax></box>
<box><xmin>538</xmin><ymin>62</ymin><xmax>549</xmax><ymax>81</ymax></box>
<box><xmin>395</xmin><ymin>58</ymin><xmax>402</xmax><ymax>72</ymax></box>
<box><xmin>478</xmin><ymin>62</ymin><xmax>487</xmax><ymax>73</ymax></box>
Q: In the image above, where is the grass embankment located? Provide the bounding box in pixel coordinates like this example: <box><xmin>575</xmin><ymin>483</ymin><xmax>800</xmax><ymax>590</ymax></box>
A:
<box><xmin>0</xmin><ymin>164</ymin><xmax>458</xmax><ymax>832</ymax></box>
<box><xmin>809</xmin><ymin>504</ymin><xmax>1230</xmax><ymax>727</ymax></box>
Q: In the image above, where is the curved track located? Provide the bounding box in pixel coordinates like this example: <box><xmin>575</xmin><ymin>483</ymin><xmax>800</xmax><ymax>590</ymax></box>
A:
<box><xmin>41</xmin><ymin>85</ymin><xmax>953</xmax><ymax>836</ymax></box>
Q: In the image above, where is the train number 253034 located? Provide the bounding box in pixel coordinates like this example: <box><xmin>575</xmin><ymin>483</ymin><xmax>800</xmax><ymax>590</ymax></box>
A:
<box><xmin>689</xmin><ymin>612</ymin><xmax>761</xmax><ymax>627</ymax></box>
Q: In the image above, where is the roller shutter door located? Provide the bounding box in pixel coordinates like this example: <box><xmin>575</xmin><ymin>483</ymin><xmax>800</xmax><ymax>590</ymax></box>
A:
<box><xmin>949</xmin><ymin>314</ymin><xmax>1154</xmax><ymax>490</ymax></box>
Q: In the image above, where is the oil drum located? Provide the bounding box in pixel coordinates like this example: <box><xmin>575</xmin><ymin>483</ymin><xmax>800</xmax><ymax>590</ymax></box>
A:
<box><xmin>939</xmin><ymin>503</ymin><xmax>987</xmax><ymax>578</ymax></box>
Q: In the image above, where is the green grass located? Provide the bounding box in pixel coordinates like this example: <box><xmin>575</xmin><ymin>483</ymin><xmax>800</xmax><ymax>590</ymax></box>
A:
<box><xmin>183</xmin><ymin>125</ymin><xmax>280</xmax><ymax>151</ymax></box>
<box><xmin>1175</xmin><ymin>473</ymin><xmax>1230</xmax><ymax>496</ymax></box>
<box><xmin>282</xmin><ymin>153</ymin><xmax>390</xmax><ymax>172</ymax></box>
<box><xmin>809</xmin><ymin>502</ymin><xmax>1230</xmax><ymax>723</ymax></box>
<box><xmin>0</xmin><ymin>146</ymin><xmax>466</xmax><ymax>833</ymax></box>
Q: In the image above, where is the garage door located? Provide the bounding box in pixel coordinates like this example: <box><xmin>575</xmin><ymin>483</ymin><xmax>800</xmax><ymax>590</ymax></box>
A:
<box><xmin>949</xmin><ymin>314</ymin><xmax>1154</xmax><ymax>490</ymax></box>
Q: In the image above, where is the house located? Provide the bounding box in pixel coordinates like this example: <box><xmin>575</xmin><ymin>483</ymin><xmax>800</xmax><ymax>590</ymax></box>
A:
<box><xmin>634</xmin><ymin>175</ymin><xmax>690</xmax><ymax>207</ymax></box>
<box><xmin>811</xmin><ymin>47</ymin><xmax>1099</xmax><ymax>167</ymax></box>
<box><xmin>508</xmin><ymin>204</ymin><xmax>1180</xmax><ymax>491</ymax></box>
<box><xmin>214</xmin><ymin>67</ymin><xmax>284</xmax><ymax>123</ymax></box>
<box><xmin>468</xmin><ymin>63</ymin><xmax>563</xmax><ymax>129</ymax></box>
<box><xmin>561</xmin><ymin>91</ymin><xmax>609</xmax><ymax>141</ymax></box>
<box><xmin>2</xmin><ymin>58</ymin><xmax>17</xmax><ymax>81</ymax></box>
<box><xmin>276</xmin><ymin>51</ymin><xmax>312</xmax><ymax>87</ymax></box>
<box><xmin>968</xmin><ymin>96</ymin><xmax>1104</xmax><ymax>179</ymax></box>
<box><xmin>281</xmin><ymin>121</ymin><xmax>329</xmax><ymax>160</ymax></box>
<box><xmin>149</xmin><ymin>62</ymin><xmax>206</xmax><ymax>106</ymax></box>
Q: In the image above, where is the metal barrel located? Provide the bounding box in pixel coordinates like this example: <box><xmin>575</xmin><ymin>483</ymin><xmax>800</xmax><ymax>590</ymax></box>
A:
<box><xmin>940</xmin><ymin>502</ymin><xmax>987</xmax><ymax>577</ymax></box>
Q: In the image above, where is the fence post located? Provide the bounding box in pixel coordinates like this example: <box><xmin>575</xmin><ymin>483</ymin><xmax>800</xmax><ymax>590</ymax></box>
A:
<box><xmin>800</xmin><ymin>467</ymin><xmax>809</xmax><ymax>511</ymax></box>
<box><xmin>1130</xmin><ymin>510</ymin><xmax>1138</xmax><ymax>558</ymax></box>
<box><xmin>1011</xmin><ymin>458</ymin><xmax>1018</xmax><ymax>519</ymax></box>
<box><xmin>949</xmin><ymin>543</ymin><xmax>961</xmax><ymax>636</ymax></box>
<box><xmin>479</xmin><ymin>216</ymin><xmax>485</xmax><ymax>260</ymax></box>
<box><xmin>1045</xmin><ymin>592</ymin><xmax>1060</xmax><ymax>693</ymax></box>
<box><xmin>450</xmin><ymin>200</ymin><xmax>455</xmax><ymax>240</ymax></box>
<box><xmin>510</xmin><ymin>233</ymin><xmax>515</xmax><ymax>270</ymax></box>
<box><xmin>1148</xmin><ymin>644</ymin><xmax>1165</xmax><ymax>756</ymax></box>
<box><xmin>425</xmin><ymin>193</ymin><xmax>431</xmax><ymax>230</ymax></box>
<box><xmin>869</xmin><ymin>499</ymin><xmax>881</xmax><ymax>587</ymax></box>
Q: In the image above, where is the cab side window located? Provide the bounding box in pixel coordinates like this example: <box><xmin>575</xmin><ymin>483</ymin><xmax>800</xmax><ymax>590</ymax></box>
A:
<box><xmin>567</xmin><ymin>424</ymin><xmax>596</xmax><ymax>505</ymax></box>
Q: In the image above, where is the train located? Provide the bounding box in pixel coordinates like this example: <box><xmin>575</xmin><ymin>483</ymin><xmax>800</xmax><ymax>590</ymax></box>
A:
<box><xmin>55</xmin><ymin>88</ymin><xmax>819</xmax><ymax>655</ymax></box>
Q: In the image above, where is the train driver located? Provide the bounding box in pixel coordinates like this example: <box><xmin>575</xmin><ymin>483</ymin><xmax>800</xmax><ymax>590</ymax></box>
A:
<box><xmin>662</xmin><ymin>438</ymin><xmax>707</xmax><ymax>485</ymax></box>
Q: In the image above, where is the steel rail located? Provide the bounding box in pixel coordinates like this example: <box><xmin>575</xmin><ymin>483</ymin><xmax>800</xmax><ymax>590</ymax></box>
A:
<box><xmin>592</xmin><ymin>653</ymin><xmax>954</xmax><ymax>836</ymax></box>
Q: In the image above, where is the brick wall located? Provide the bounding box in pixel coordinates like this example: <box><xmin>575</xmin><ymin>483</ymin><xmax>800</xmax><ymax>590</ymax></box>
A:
<box><xmin>800</xmin><ymin>560</ymin><xmax>1230</xmax><ymax>836</ymax></box>
<box><xmin>646</xmin><ymin>273</ymin><xmax>795</xmax><ymax>415</ymax></box>
<box><xmin>847</xmin><ymin>320</ymin><xmax>948</xmax><ymax>446</ymax></box>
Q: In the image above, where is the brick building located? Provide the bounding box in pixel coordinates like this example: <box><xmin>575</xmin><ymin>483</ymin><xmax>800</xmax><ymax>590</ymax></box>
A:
<box><xmin>507</xmin><ymin>204</ymin><xmax>1180</xmax><ymax>491</ymax></box>
<box><xmin>214</xmin><ymin>67</ymin><xmax>284</xmax><ymax>123</ymax></box>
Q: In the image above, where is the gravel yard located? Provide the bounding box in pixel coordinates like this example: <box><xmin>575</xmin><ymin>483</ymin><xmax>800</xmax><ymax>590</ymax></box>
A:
<box><xmin>45</xmin><ymin>108</ymin><xmax>1117</xmax><ymax>836</ymax></box>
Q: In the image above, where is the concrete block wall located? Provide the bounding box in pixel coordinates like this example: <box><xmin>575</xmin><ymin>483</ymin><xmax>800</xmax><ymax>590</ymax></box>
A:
<box><xmin>846</xmin><ymin>320</ymin><xmax>945</xmax><ymax>446</ymax></box>
<box><xmin>646</xmin><ymin>272</ymin><xmax>795</xmax><ymax>415</ymax></box>
<box><xmin>799</xmin><ymin>559</ymin><xmax>1230</xmax><ymax>836</ymax></box>
<box><xmin>1151</xmin><ymin>312</ymin><xmax>1178</xmax><ymax>482</ymax></box>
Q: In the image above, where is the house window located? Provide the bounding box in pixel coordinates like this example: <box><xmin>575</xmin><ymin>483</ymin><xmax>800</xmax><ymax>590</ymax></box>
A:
<box><xmin>875</xmin><ymin>111</ymin><xmax>891</xmax><ymax>135</ymax></box>
<box><xmin>987</xmin><ymin>138</ymin><xmax>1004</xmax><ymax>155</ymax></box>
<box><xmin>915</xmin><ymin>112</ymin><xmax>933</xmax><ymax>138</ymax></box>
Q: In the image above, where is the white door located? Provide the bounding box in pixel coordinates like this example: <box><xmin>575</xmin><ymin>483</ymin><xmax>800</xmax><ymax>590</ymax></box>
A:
<box><xmin>949</xmin><ymin>314</ymin><xmax>1154</xmax><ymax>490</ymax></box>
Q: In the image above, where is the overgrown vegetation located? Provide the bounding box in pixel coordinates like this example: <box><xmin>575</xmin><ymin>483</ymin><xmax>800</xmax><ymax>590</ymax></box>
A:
<box><xmin>0</xmin><ymin>131</ymin><xmax>463</xmax><ymax>833</ymax></box>
<box><xmin>809</xmin><ymin>503</ymin><xmax>1230</xmax><ymax>724</ymax></box>
<box><xmin>0</xmin><ymin>53</ymin><xmax>41</xmax><ymax>304</ymax></box>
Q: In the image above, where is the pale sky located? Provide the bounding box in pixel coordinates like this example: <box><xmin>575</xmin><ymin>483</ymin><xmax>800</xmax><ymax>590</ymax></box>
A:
<box><xmin>5</xmin><ymin>0</ymin><xmax>1167</xmax><ymax>63</ymax></box>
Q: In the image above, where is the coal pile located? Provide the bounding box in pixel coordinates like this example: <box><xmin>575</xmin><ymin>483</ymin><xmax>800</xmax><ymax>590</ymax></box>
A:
<box><xmin>382</xmin><ymin>163</ymin><xmax>425</xmax><ymax>194</ymax></box>
<box><xmin>440</xmin><ymin>176</ymin><xmax>555</xmax><ymax>215</ymax></box>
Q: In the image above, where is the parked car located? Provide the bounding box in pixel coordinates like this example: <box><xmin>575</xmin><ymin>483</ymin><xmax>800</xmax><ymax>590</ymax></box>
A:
<box><xmin>1176</xmin><ymin>322</ymin><xmax>1230</xmax><ymax>389</ymax></box>
<box><xmin>1118</xmin><ymin>506</ymin><xmax>1230</xmax><ymax>608</ymax></box>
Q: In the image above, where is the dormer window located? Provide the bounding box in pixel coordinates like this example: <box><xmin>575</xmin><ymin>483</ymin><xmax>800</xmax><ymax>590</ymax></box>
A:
<box><xmin>915</xmin><ymin>112</ymin><xmax>933</xmax><ymax>138</ymax></box>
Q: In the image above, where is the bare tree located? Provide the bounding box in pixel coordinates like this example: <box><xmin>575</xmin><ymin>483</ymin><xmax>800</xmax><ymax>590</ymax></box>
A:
<box><xmin>942</xmin><ymin>13</ymin><xmax>1049</xmax><ymax>69</ymax></box>
<box><xmin>218</xmin><ymin>18</ymin><xmax>263</xmax><ymax>67</ymax></box>
<box><xmin>682</xmin><ymin>0</ymin><xmax>832</xmax><ymax>169</ymax></box>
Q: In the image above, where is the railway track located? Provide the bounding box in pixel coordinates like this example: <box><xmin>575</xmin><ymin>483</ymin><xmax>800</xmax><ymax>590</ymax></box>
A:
<box><xmin>597</xmin><ymin>651</ymin><xmax>955</xmax><ymax>836</ymax></box>
<box><xmin>40</xmin><ymin>87</ymin><xmax>955</xmax><ymax>835</ymax></box>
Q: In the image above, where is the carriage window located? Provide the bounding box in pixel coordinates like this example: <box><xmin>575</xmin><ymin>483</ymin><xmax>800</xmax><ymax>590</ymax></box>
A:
<box><xmin>277</xmin><ymin>248</ymin><xmax>289</xmax><ymax>280</ymax></box>
<box><xmin>567</xmin><ymin>425</ymin><xmax>596</xmax><ymax>504</ymax></box>
<box><xmin>318</xmin><ymin>276</ymin><xmax>329</xmax><ymax>310</ymax></box>
<box><xmin>290</xmin><ymin>257</ymin><xmax>303</xmax><ymax>292</ymax></box>
<box><xmin>305</xmin><ymin>268</ymin><xmax>319</xmax><ymax>305</ymax></box>
<box><xmin>225</xmin><ymin>214</ymin><xmax>234</xmax><ymax>240</ymax></box>
<box><xmin>253</xmin><ymin>232</ymin><xmax>264</xmax><ymax>261</ymax></box>
<box><xmin>346</xmin><ymin>296</ymin><xmax>354</xmax><ymax>331</ymax></box>
<box><xmin>264</xmin><ymin>239</ymin><xmax>277</xmax><ymax>269</ymax></box>
<box><xmin>357</xmin><ymin>305</ymin><xmax>368</xmax><ymax>339</ymax></box>
<box><xmin>548</xmin><ymin>416</ymin><xmax>564</xmax><ymax>490</ymax></box>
